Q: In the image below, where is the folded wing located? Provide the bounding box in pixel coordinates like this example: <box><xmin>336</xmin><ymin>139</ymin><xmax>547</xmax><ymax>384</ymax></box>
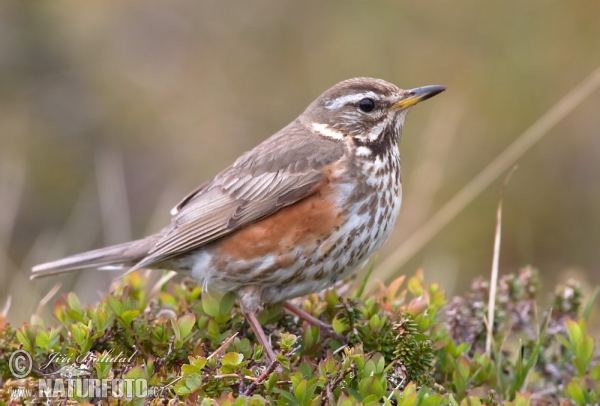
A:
<box><xmin>131</xmin><ymin>120</ymin><xmax>344</xmax><ymax>270</ymax></box>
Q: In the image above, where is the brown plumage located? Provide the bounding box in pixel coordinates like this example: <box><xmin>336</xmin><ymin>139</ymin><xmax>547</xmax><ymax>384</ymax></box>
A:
<box><xmin>32</xmin><ymin>77</ymin><xmax>445</xmax><ymax>361</ymax></box>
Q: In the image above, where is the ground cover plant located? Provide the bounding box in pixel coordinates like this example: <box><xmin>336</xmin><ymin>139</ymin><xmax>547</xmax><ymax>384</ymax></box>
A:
<box><xmin>0</xmin><ymin>267</ymin><xmax>598</xmax><ymax>405</ymax></box>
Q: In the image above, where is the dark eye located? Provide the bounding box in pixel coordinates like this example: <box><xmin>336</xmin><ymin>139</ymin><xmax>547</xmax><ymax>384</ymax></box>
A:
<box><xmin>358</xmin><ymin>98</ymin><xmax>376</xmax><ymax>112</ymax></box>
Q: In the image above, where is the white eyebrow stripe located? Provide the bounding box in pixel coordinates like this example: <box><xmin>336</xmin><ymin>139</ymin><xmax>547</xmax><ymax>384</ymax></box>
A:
<box><xmin>325</xmin><ymin>91</ymin><xmax>380</xmax><ymax>110</ymax></box>
<box><xmin>311</xmin><ymin>122</ymin><xmax>345</xmax><ymax>140</ymax></box>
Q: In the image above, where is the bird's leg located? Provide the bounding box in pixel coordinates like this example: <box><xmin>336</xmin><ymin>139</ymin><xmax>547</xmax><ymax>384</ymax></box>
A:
<box><xmin>243</xmin><ymin>310</ymin><xmax>277</xmax><ymax>363</ymax></box>
<box><xmin>239</xmin><ymin>286</ymin><xmax>277</xmax><ymax>363</ymax></box>
<box><xmin>283</xmin><ymin>301</ymin><xmax>342</xmax><ymax>340</ymax></box>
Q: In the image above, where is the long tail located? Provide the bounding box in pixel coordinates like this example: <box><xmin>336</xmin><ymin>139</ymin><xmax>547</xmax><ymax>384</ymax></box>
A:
<box><xmin>31</xmin><ymin>235</ymin><xmax>160</xmax><ymax>279</ymax></box>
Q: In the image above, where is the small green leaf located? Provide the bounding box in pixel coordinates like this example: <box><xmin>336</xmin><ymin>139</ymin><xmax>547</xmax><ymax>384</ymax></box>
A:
<box><xmin>590</xmin><ymin>364</ymin><xmax>600</xmax><ymax>380</ymax></box>
<box><xmin>185</xmin><ymin>373</ymin><xmax>203</xmax><ymax>391</ymax></box>
<box><xmin>359</xmin><ymin>376</ymin><xmax>383</xmax><ymax>400</ymax></box>
<box><xmin>35</xmin><ymin>331</ymin><xmax>50</xmax><ymax>349</ymax></box>
<box><xmin>459</xmin><ymin>397</ymin><xmax>482</xmax><ymax>406</ymax></box>
<box><xmin>124</xmin><ymin>366</ymin><xmax>145</xmax><ymax>380</ymax></box>
<box><xmin>120</xmin><ymin>309</ymin><xmax>140</xmax><ymax>326</ymax></box>
<box><xmin>575</xmin><ymin>334</ymin><xmax>594</xmax><ymax>374</ymax></box>
<box><xmin>190</xmin><ymin>356</ymin><xmax>207</xmax><ymax>370</ymax></box>
<box><xmin>457</xmin><ymin>355</ymin><xmax>471</xmax><ymax>379</ymax></box>
<box><xmin>181</xmin><ymin>364</ymin><xmax>201</xmax><ymax>375</ymax></box>
<box><xmin>201</xmin><ymin>290</ymin><xmax>220</xmax><ymax>317</ymax></box>
<box><xmin>177</xmin><ymin>313</ymin><xmax>196</xmax><ymax>340</ymax></box>
<box><xmin>265</xmin><ymin>371</ymin><xmax>278</xmax><ymax>391</ymax></box>
<box><xmin>107</xmin><ymin>295</ymin><xmax>124</xmax><ymax>316</ymax></box>
<box><xmin>67</xmin><ymin>293</ymin><xmax>82</xmax><ymax>313</ymax></box>
<box><xmin>16</xmin><ymin>328</ymin><xmax>31</xmax><ymax>350</ymax></box>
<box><xmin>332</xmin><ymin>315</ymin><xmax>349</xmax><ymax>334</ymax></box>
<box><xmin>174</xmin><ymin>380</ymin><xmax>191</xmax><ymax>396</ymax></box>
<box><xmin>567</xmin><ymin>382</ymin><xmax>586</xmax><ymax>406</ymax></box>
<box><xmin>219</xmin><ymin>292</ymin><xmax>236</xmax><ymax>315</ymax></box>
<box><xmin>421</xmin><ymin>394</ymin><xmax>443</xmax><ymax>406</ymax></box>
<box><xmin>294</xmin><ymin>379</ymin><xmax>316</xmax><ymax>406</ymax></box>
<box><xmin>276</xmin><ymin>353</ymin><xmax>291</xmax><ymax>368</ymax></box>
<box><xmin>222</xmin><ymin>352</ymin><xmax>244</xmax><ymax>366</ymax></box>
<box><xmin>566</xmin><ymin>319</ymin><xmax>583</xmax><ymax>348</ymax></box>
<box><xmin>71</xmin><ymin>325</ymin><xmax>87</xmax><ymax>347</ymax></box>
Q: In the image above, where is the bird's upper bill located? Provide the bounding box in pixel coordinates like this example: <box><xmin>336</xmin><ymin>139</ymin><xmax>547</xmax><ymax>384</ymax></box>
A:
<box><xmin>392</xmin><ymin>85</ymin><xmax>446</xmax><ymax>110</ymax></box>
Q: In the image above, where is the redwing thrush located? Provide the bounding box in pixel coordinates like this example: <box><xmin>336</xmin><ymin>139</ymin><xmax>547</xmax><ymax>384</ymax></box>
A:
<box><xmin>32</xmin><ymin>78</ymin><xmax>445</xmax><ymax>361</ymax></box>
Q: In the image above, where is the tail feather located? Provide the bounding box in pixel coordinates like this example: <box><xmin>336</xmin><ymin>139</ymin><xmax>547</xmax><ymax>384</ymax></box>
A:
<box><xmin>31</xmin><ymin>235</ymin><xmax>159</xmax><ymax>279</ymax></box>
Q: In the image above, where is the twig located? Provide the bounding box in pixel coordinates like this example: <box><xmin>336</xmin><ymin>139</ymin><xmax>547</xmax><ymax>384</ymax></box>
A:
<box><xmin>373</xmin><ymin>66</ymin><xmax>600</xmax><ymax>286</ymax></box>
<box><xmin>242</xmin><ymin>358</ymin><xmax>280</xmax><ymax>396</ymax></box>
<box><xmin>486</xmin><ymin>166</ymin><xmax>518</xmax><ymax>356</ymax></box>
<box><xmin>207</xmin><ymin>332</ymin><xmax>238</xmax><ymax>360</ymax></box>
<box><xmin>149</xmin><ymin>271</ymin><xmax>178</xmax><ymax>298</ymax></box>
<box><xmin>321</xmin><ymin>363</ymin><xmax>357</xmax><ymax>405</ymax></box>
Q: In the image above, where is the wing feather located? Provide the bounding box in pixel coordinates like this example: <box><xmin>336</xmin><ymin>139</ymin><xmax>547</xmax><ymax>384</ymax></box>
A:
<box><xmin>131</xmin><ymin>119</ymin><xmax>344</xmax><ymax>270</ymax></box>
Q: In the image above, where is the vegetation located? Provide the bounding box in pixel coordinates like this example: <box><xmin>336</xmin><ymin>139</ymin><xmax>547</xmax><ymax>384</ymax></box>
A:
<box><xmin>0</xmin><ymin>267</ymin><xmax>597</xmax><ymax>405</ymax></box>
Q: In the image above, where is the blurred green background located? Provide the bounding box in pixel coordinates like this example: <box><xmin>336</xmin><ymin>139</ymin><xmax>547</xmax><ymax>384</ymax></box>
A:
<box><xmin>1</xmin><ymin>1</ymin><xmax>599</xmax><ymax>323</ymax></box>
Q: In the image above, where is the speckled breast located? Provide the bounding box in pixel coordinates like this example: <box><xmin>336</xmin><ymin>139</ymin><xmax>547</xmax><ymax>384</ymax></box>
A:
<box><xmin>184</xmin><ymin>148</ymin><xmax>402</xmax><ymax>304</ymax></box>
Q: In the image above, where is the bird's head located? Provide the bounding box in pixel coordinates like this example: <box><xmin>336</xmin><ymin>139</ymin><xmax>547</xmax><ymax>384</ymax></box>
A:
<box><xmin>302</xmin><ymin>77</ymin><xmax>445</xmax><ymax>156</ymax></box>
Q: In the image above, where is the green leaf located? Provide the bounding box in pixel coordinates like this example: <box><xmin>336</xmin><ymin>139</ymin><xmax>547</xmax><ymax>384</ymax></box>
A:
<box><xmin>124</xmin><ymin>366</ymin><xmax>145</xmax><ymax>380</ymax></box>
<box><xmin>174</xmin><ymin>380</ymin><xmax>191</xmax><ymax>396</ymax></box>
<box><xmin>201</xmin><ymin>290</ymin><xmax>220</xmax><ymax>317</ymax></box>
<box><xmin>67</xmin><ymin>292</ymin><xmax>82</xmax><ymax>314</ymax></box>
<box><xmin>190</xmin><ymin>356</ymin><xmax>207</xmax><ymax>370</ymax></box>
<box><xmin>567</xmin><ymin>382</ymin><xmax>586</xmax><ymax>406</ymax></box>
<box><xmin>120</xmin><ymin>309</ymin><xmax>140</xmax><ymax>326</ymax></box>
<box><xmin>590</xmin><ymin>364</ymin><xmax>600</xmax><ymax>380</ymax></box>
<box><xmin>566</xmin><ymin>318</ymin><xmax>583</xmax><ymax>348</ymax></box>
<box><xmin>459</xmin><ymin>397</ymin><xmax>482</xmax><ymax>406</ymax></box>
<box><xmin>107</xmin><ymin>295</ymin><xmax>124</xmax><ymax>316</ymax></box>
<box><xmin>222</xmin><ymin>352</ymin><xmax>244</xmax><ymax>366</ymax></box>
<box><xmin>71</xmin><ymin>325</ymin><xmax>87</xmax><ymax>347</ymax></box>
<box><xmin>294</xmin><ymin>379</ymin><xmax>309</xmax><ymax>406</ymax></box>
<box><xmin>16</xmin><ymin>328</ymin><xmax>31</xmax><ymax>350</ymax></box>
<box><xmin>182</xmin><ymin>364</ymin><xmax>201</xmax><ymax>375</ymax></box>
<box><xmin>219</xmin><ymin>292</ymin><xmax>236</xmax><ymax>315</ymax></box>
<box><xmin>185</xmin><ymin>373</ymin><xmax>203</xmax><ymax>392</ymax></box>
<box><xmin>299</xmin><ymin>361</ymin><xmax>312</xmax><ymax>379</ymax></box>
<box><xmin>276</xmin><ymin>353</ymin><xmax>291</xmax><ymax>368</ymax></box>
<box><xmin>332</xmin><ymin>315</ymin><xmax>349</xmax><ymax>334</ymax></box>
<box><xmin>177</xmin><ymin>313</ymin><xmax>196</xmax><ymax>340</ymax></box>
<box><xmin>35</xmin><ymin>331</ymin><xmax>50</xmax><ymax>349</ymax></box>
<box><xmin>355</xmin><ymin>263</ymin><xmax>375</xmax><ymax>298</ymax></box>
<box><xmin>456</xmin><ymin>355</ymin><xmax>471</xmax><ymax>379</ymax></box>
<box><xmin>421</xmin><ymin>394</ymin><xmax>443</xmax><ymax>406</ymax></box>
<box><xmin>359</xmin><ymin>376</ymin><xmax>384</xmax><ymax>400</ymax></box>
<box><xmin>575</xmin><ymin>334</ymin><xmax>594</xmax><ymax>374</ymax></box>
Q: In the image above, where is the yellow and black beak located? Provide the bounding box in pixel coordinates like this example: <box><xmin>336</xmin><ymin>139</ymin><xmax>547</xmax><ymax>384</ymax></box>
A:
<box><xmin>392</xmin><ymin>85</ymin><xmax>446</xmax><ymax>110</ymax></box>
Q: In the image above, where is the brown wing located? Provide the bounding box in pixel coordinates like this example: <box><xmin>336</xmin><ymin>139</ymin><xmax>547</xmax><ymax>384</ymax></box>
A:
<box><xmin>131</xmin><ymin>119</ymin><xmax>344</xmax><ymax>270</ymax></box>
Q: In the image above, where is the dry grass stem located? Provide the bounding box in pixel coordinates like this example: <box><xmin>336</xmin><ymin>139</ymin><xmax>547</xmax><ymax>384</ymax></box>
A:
<box><xmin>33</xmin><ymin>283</ymin><xmax>61</xmax><ymax>325</ymax></box>
<box><xmin>485</xmin><ymin>166</ymin><xmax>517</xmax><ymax>356</ymax></box>
<box><xmin>149</xmin><ymin>271</ymin><xmax>179</xmax><ymax>298</ymax></box>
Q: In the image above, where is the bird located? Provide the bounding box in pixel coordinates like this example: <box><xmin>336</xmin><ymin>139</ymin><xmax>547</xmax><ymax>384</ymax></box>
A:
<box><xmin>31</xmin><ymin>77</ymin><xmax>445</xmax><ymax>362</ymax></box>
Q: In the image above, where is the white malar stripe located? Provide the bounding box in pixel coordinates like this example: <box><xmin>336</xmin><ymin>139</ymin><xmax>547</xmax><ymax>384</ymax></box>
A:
<box><xmin>311</xmin><ymin>122</ymin><xmax>345</xmax><ymax>140</ymax></box>
<box><xmin>325</xmin><ymin>91</ymin><xmax>379</xmax><ymax>110</ymax></box>
<box><xmin>368</xmin><ymin>117</ymin><xmax>389</xmax><ymax>141</ymax></box>
<box><xmin>356</xmin><ymin>146</ymin><xmax>372</xmax><ymax>156</ymax></box>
